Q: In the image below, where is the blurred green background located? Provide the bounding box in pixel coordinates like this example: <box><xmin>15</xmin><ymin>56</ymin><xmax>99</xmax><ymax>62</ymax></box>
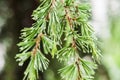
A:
<box><xmin>0</xmin><ymin>0</ymin><xmax>120</xmax><ymax>80</ymax></box>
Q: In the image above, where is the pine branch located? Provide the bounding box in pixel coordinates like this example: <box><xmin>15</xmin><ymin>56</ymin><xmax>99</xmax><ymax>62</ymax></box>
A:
<box><xmin>15</xmin><ymin>0</ymin><xmax>101</xmax><ymax>80</ymax></box>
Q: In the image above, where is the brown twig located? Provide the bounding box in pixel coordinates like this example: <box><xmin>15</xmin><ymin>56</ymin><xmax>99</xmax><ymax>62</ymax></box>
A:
<box><xmin>76</xmin><ymin>58</ymin><xmax>82</xmax><ymax>80</ymax></box>
<box><xmin>65</xmin><ymin>7</ymin><xmax>73</xmax><ymax>30</ymax></box>
<box><xmin>64</xmin><ymin>4</ymin><xmax>82</xmax><ymax>80</ymax></box>
<box><xmin>46</xmin><ymin>0</ymin><xmax>56</xmax><ymax>21</ymax></box>
<box><xmin>51</xmin><ymin>0</ymin><xmax>56</xmax><ymax>8</ymax></box>
<box><xmin>32</xmin><ymin>33</ymin><xmax>43</xmax><ymax>56</ymax></box>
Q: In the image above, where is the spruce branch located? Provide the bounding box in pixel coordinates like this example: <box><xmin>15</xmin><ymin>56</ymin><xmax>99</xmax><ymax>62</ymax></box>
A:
<box><xmin>16</xmin><ymin>0</ymin><xmax>101</xmax><ymax>80</ymax></box>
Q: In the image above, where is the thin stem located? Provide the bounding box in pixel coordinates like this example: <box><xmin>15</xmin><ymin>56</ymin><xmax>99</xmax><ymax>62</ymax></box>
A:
<box><xmin>64</xmin><ymin>3</ymin><xmax>82</xmax><ymax>80</ymax></box>
<box><xmin>33</xmin><ymin>0</ymin><xmax>57</xmax><ymax>56</ymax></box>
<box><xmin>75</xmin><ymin>58</ymin><xmax>82</xmax><ymax>80</ymax></box>
<box><xmin>65</xmin><ymin>7</ymin><xmax>73</xmax><ymax>30</ymax></box>
<box><xmin>32</xmin><ymin>33</ymin><xmax>43</xmax><ymax>56</ymax></box>
<box><xmin>51</xmin><ymin>0</ymin><xmax>56</xmax><ymax>8</ymax></box>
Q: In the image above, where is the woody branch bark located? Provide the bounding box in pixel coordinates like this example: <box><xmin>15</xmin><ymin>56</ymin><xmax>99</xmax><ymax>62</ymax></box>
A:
<box><xmin>64</xmin><ymin>4</ymin><xmax>82</xmax><ymax>80</ymax></box>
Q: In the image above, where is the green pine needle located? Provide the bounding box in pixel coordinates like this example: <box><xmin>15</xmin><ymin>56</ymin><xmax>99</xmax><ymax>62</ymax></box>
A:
<box><xmin>15</xmin><ymin>0</ymin><xmax>101</xmax><ymax>80</ymax></box>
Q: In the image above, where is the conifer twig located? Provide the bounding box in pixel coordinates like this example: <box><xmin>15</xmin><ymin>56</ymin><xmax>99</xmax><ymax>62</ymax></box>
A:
<box><xmin>15</xmin><ymin>0</ymin><xmax>101</xmax><ymax>80</ymax></box>
<box><xmin>32</xmin><ymin>33</ymin><xmax>43</xmax><ymax>55</ymax></box>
